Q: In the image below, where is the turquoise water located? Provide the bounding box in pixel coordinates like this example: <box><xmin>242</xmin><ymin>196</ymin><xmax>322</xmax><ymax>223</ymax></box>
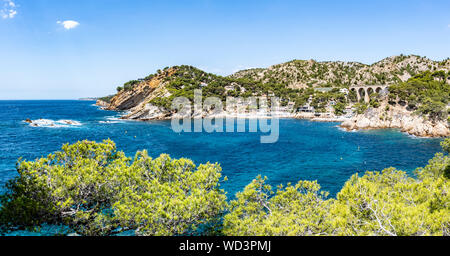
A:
<box><xmin>0</xmin><ymin>100</ymin><xmax>444</xmax><ymax>197</ymax></box>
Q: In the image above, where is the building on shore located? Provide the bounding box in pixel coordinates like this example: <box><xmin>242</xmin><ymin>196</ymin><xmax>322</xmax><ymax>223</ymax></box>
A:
<box><xmin>298</xmin><ymin>105</ymin><xmax>315</xmax><ymax>113</ymax></box>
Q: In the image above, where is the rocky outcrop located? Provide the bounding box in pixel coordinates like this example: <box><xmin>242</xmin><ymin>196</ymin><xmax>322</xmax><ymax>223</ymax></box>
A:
<box><xmin>340</xmin><ymin>104</ymin><xmax>449</xmax><ymax>137</ymax></box>
<box><xmin>106</xmin><ymin>70</ymin><xmax>174</xmax><ymax>111</ymax></box>
<box><xmin>25</xmin><ymin>119</ymin><xmax>82</xmax><ymax>128</ymax></box>
<box><xmin>95</xmin><ymin>68</ymin><xmax>176</xmax><ymax>120</ymax></box>
<box><xmin>125</xmin><ymin>104</ymin><xmax>170</xmax><ymax>120</ymax></box>
<box><xmin>95</xmin><ymin>100</ymin><xmax>109</xmax><ymax>108</ymax></box>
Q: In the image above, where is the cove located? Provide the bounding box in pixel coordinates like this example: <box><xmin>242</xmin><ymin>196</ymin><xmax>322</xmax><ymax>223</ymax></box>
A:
<box><xmin>0</xmin><ymin>100</ymin><xmax>444</xmax><ymax>197</ymax></box>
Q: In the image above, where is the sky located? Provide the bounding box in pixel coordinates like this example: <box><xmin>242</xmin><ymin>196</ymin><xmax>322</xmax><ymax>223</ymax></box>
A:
<box><xmin>0</xmin><ymin>0</ymin><xmax>449</xmax><ymax>100</ymax></box>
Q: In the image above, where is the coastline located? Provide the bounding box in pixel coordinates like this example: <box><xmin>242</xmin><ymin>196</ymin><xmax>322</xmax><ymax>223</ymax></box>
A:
<box><xmin>96</xmin><ymin>100</ymin><xmax>449</xmax><ymax>138</ymax></box>
<box><xmin>339</xmin><ymin>103</ymin><xmax>449</xmax><ymax>138</ymax></box>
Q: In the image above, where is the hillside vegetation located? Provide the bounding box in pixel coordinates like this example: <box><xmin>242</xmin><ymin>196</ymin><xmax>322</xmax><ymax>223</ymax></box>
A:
<box><xmin>0</xmin><ymin>139</ymin><xmax>449</xmax><ymax>236</ymax></box>
<box><xmin>388</xmin><ymin>71</ymin><xmax>450</xmax><ymax>121</ymax></box>
<box><xmin>107</xmin><ymin>65</ymin><xmax>354</xmax><ymax>115</ymax></box>
<box><xmin>232</xmin><ymin>55</ymin><xmax>450</xmax><ymax>89</ymax></box>
<box><xmin>107</xmin><ymin>55</ymin><xmax>450</xmax><ymax>105</ymax></box>
<box><xmin>99</xmin><ymin>55</ymin><xmax>449</xmax><ymax>135</ymax></box>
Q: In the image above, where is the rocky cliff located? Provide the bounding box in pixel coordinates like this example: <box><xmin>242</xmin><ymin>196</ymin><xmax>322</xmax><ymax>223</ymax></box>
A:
<box><xmin>97</xmin><ymin>68</ymin><xmax>177</xmax><ymax>120</ymax></box>
<box><xmin>340</xmin><ymin>103</ymin><xmax>449</xmax><ymax>137</ymax></box>
<box><xmin>95</xmin><ymin>99</ymin><xmax>109</xmax><ymax>108</ymax></box>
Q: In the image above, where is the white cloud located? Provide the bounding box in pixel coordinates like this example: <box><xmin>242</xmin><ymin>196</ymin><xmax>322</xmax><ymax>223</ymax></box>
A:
<box><xmin>57</xmin><ymin>20</ymin><xmax>80</xmax><ymax>30</ymax></box>
<box><xmin>1</xmin><ymin>0</ymin><xmax>17</xmax><ymax>19</ymax></box>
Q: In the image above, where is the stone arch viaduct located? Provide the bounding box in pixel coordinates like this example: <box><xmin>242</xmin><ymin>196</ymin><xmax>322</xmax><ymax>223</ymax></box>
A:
<box><xmin>350</xmin><ymin>85</ymin><xmax>388</xmax><ymax>103</ymax></box>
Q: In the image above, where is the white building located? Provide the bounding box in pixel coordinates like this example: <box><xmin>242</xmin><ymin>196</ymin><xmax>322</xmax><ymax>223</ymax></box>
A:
<box><xmin>339</xmin><ymin>88</ymin><xmax>349</xmax><ymax>95</ymax></box>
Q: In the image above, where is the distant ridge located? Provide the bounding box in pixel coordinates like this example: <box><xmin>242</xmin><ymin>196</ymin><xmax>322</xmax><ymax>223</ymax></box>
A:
<box><xmin>230</xmin><ymin>55</ymin><xmax>450</xmax><ymax>88</ymax></box>
<box><xmin>78</xmin><ymin>97</ymin><xmax>99</xmax><ymax>101</ymax></box>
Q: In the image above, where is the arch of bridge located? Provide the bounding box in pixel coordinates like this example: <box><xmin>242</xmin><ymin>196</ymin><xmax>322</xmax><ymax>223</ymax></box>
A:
<box><xmin>350</xmin><ymin>85</ymin><xmax>388</xmax><ymax>103</ymax></box>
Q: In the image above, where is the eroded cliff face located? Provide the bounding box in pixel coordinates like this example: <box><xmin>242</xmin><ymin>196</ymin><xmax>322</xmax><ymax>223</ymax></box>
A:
<box><xmin>97</xmin><ymin>68</ymin><xmax>176</xmax><ymax>120</ymax></box>
<box><xmin>124</xmin><ymin>103</ymin><xmax>170</xmax><ymax>120</ymax></box>
<box><xmin>95</xmin><ymin>99</ymin><xmax>109</xmax><ymax>108</ymax></box>
<box><xmin>109</xmin><ymin>69</ymin><xmax>175</xmax><ymax>110</ymax></box>
<box><xmin>341</xmin><ymin>103</ymin><xmax>449</xmax><ymax>137</ymax></box>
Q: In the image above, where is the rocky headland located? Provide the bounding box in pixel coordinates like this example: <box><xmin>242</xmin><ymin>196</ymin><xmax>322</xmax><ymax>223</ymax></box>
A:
<box><xmin>340</xmin><ymin>103</ymin><xmax>449</xmax><ymax>137</ymax></box>
<box><xmin>97</xmin><ymin>55</ymin><xmax>450</xmax><ymax>138</ymax></box>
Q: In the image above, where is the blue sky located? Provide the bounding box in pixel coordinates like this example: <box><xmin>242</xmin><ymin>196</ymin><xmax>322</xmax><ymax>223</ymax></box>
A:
<box><xmin>0</xmin><ymin>0</ymin><xmax>449</xmax><ymax>99</ymax></box>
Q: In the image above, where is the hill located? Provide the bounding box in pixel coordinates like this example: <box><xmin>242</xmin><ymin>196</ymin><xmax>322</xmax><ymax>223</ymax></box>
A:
<box><xmin>231</xmin><ymin>55</ymin><xmax>450</xmax><ymax>89</ymax></box>
<box><xmin>97</xmin><ymin>55</ymin><xmax>450</xmax><ymax>137</ymax></box>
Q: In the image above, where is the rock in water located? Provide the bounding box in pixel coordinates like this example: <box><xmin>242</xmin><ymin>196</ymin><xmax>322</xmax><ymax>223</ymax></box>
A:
<box><xmin>339</xmin><ymin>103</ymin><xmax>450</xmax><ymax>138</ymax></box>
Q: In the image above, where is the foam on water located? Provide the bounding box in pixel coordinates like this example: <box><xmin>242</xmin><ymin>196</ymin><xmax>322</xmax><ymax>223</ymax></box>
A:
<box><xmin>26</xmin><ymin>119</ymin><xmax>82</xmax><ymax>128</ymax></box>
<box><xmin>99</xmin><ymin>116</ymin><xmax>125</xmax><ymax>124</ymax></box>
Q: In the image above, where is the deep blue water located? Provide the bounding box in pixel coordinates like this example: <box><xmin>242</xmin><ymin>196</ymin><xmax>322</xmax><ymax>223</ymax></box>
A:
<box><xmin>0</xmin><ymin>100</ymin><xmax>444</xmax><ymax>197</ymax></box>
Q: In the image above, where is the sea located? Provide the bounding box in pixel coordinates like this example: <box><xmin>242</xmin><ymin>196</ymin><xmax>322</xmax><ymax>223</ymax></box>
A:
<box><xmin>0</xmin><ymin>100</ymin><xmax>444</xmax><ymax>198</ymax></box>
